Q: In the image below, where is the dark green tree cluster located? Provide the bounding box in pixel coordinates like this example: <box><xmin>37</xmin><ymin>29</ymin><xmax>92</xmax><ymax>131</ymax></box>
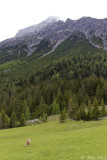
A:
<box><xmin>0</xmin><ymin>110</ymin><xmax>10</xmax><ymax>129</ymax></box>
<box><xmin>68</xmin><ymin>98</ymin><xmax>105</xmax><ymax>121</ymax></box>
<box><xmin>0</xmin><ymin>110</ymin><xmax>18</xmax><ymax>129</ymax></box>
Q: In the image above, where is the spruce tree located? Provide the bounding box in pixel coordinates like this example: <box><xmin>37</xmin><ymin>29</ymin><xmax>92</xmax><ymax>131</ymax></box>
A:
<box><xmin>10</xmin><ymin>112</ymin><xmax>17</xmax><ymax>128</ymax></box>
<box><xmin>39</xmin><ymin>97</ymin><xmax>48</xmax><ymax>116</ymax></box>
<box><xmin>0</xmin><ymin>110</ymin><xmax>10</xmax><ymax>129</ymax></box>
<box><xmin>56</xmin><ymin>88</ymin><xmax>63</xmax><ymax>110</ymax></box>
<box><xmin>93</xmin><ymin>98</ymin><xmax>100</xmax><ymax>120</ymax></box>
<box><xmin>96</xmin><ymin>85</ymin><xmax>103</xmax><ymax>105</ymax></box>
<box><xmin>75</xmin><ymin>109</ymin><xmax>81</xmax><ymax>120</ymax></box>
<box><xmin>68</xmin><ymin>99</ymin><xmax>77</xmax><ymax>120</ymax></box>
<box><xmin>52</xmin><ymin>100</ymin><xmax>60</xmax><ymax>115</ymax></box>
<box><xmin>4</xmin><ymin>115</ymin><xmax>10</xmax><ymax>129</ymax></box>
<box><xmin>101</xmin><ymin>99</ymin><xmax>105</xmax><ymax>117</ymax></box>
<box><xmin>42</xmin><ymin>113</ymin><xmax>48</xmax><ymax>122</ymax></box>
<box><xmin>87</xmin><ymin>100</ymin><xmax>91</xmax><ymax>121</ymax></box>
<box><xmin>22</xmin><ymin>99</ymin><xmax>27</xmax><ymax>114</ymax></box>
<box><xmin>22</xmin><ymin>99</ymin><xmax>30</xmax><ymax>120</ymax></box>
<box><xmin>80</xmin><ymin>105</ymin><xmax>86</xmax><ymax>121</ymax></box>
<box><xmin>25</xmin><ymin>106</ymin><xmax>30</xmax><ymax>120</ymax></box>
<box><xmin>20</xmin><ymin>114</ymin><xmax>25</xmax><ymax>127</ymax></box>
<box><xmin>59</xmin><ymin>108</ymin><xmax>66</xmax><ymax>123</ymax></box>
<box><xmin>1</xmin><ymin>110</ymin><xmax>6</xmax><ymax>129</ymax></box>
<box><xmin>0</xmin><ymin>110</ymin><xmax>6</xmax><ymax>129</ymax></box>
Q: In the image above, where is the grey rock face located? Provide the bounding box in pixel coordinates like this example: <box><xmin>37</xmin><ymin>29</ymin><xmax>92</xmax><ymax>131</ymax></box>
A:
<box><xmin>15</xmin><ymin>16</ymin><xmax>60</xmax><ymax>37</ymax></box>
<box><xmin>0</xmin><ymin>16</ymin><xmax>107</xmax><ymax>60</ymax></box>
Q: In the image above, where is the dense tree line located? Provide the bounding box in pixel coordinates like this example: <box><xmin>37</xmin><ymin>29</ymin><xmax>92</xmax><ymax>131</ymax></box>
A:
<box><xmin>0</xmin><ymin>52</ymin><xmax>107</xmax><ymax>129</ymax></box>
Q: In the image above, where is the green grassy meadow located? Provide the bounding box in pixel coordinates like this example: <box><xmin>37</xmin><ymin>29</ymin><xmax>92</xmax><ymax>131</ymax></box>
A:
<box><xmin>1</xmin><ymin>119</ymin><xmax>107</xmax><ymax>160</ymax></box>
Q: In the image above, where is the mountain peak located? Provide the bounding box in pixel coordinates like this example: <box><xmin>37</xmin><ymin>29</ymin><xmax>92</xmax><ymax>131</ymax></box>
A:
<box><xmin>46</xmin><ymin>16</ymin><xmax>60</xmax><ymax>22</ymax></box>
<box><xmin>15</xmin><ymin>16</ymin><xmax>59</xmax><ymax>38</ymax></box>
<box><xmin>1</xmin><ymin>16</ymin><xmax>107</xmax><ymax>64</ymax></box>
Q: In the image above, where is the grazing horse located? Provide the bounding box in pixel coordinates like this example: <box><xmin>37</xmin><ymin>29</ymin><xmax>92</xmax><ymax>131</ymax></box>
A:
<box><xmin>25</xmin><ymin>138</ymin><xmax>31</xmax><ymax>146</ymax></box>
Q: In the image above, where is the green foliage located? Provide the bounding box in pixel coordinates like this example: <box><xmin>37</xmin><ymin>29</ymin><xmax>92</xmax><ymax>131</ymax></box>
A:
<box><xmin>96</xmin><ymin>84</ymin><xmax>103</xmax><ymax>105</ymax></box>
<box><xmin>51</xmin><ymin>73</ymin><xmax>60</xmax><ymax>81</ymax></box>
<box><xmin>92</xmin><ymin>98</ymin><xmax>101</xmax><ymax>120</ymax></box>
<box><xmin>75</xmin><ymin>109</ymin><xmax>81</xmax><ymax>121</ymax></box>
<box><xmin>0</xmin><ymin>110</ymin><xmax>10</xmax><ymax>129</ymax></box>
<box><xmin>10</xmin><ymin>112</ymin><xmax>17</xmax><ymax>128</ymax></box>
<box><xmin>42</xmin><ymin>113</ymin><xmax>48</xmax><ymax>122</ymax></box>
<box><xmin>25</xmin><ymin>106</ymin><xmax>30</xmax><ymax>120</ymax></box>
<box><xmin>0</xmin><ymin>33</ymin><xmax>107</xmax><ymax>124</ymax></box>
<box><xmin>91</xmin><ymin>35</ymin><xmax>103</xmax><ymax>47</ymax></box>
<box><xmin>38</xmin><ymin>97</ymin><xmax>48</xmax><ymax>116</ymax></box>
<box><xmin>86</xmin><ymin>100</ymin><xmax>92</xmax><ymax>121</ymax></box>
<box><xmin>22</xmin><ymin>99</ymin><xmax>30</xmax><ymax>120</ymax></box>
<box><xmin>101</xmin><ymin>99</ymin><xmax>105</xmax><ymax>117</ymax></box>
<box><xmin>22</xmin><ymin>99</ymin><xmax>27</xmax><ymax>114</ymax></box>
<box><xmin>68</xmin><ymin>98</ymin><xmax>78</xmax><ymax>120</ymax></box>
<box><xmin>0</xmin><ymin>110</ymin><xmax>6</xmax><ymax>129</ymax></box>
<box><xmin>52</xmin><ymin>100</ymin><xmax>60</xmax><ymax>115</ymax></box>
<box><xmin>0</xmin><ymin>43</ymin><xmax>27</xmax><ymax>64</ymax></box>
<box><xmin>4</xmin><ymin>115</ymin><xmax>10</xmax><ymax>129</ymax></box>
<box><xmin>36</xmin><ymin>38</ymin><xmax>51</xmax><ymax>52</ymax></box>
<box><xmin>0</xmin><ymin>59</ymin><xmax>26</xmax><ymax>72</ymax></box>
<box><xmin>20</xmin><ymin>114</ymin><xmax>25</xmax><ymax>127</ymax></box>
<box><xmin>59</xmin><ymin>108</ymin><xmax>67</xmax><ymax>123</ymax></box>
<box><xmin>80</xmin><ymin>105</ymin><xmax>87</xmax><ymax>121</ymax></box>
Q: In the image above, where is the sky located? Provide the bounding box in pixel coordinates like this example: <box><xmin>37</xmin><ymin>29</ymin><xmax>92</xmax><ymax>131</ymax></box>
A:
<box><xmin>0</xmin><ymin>0</ymin><xmax>107</xmax><ymax>42</ymax></box>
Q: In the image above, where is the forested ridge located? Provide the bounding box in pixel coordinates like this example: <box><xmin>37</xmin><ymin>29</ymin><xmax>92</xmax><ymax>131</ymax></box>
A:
<box><xmin>0</xmin><ymin>50</ymin><xmax>107</xmax><ymax>129</ymax></box>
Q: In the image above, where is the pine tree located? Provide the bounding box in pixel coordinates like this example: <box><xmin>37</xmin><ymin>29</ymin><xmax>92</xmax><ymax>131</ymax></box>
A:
<box><xmin>56</xmin><ymin>88</ymin><xmax>63</xmax><ymax>110</ymax></box>
<box><xmin>42</xmin><ymin>113</ymin><xmax>48</xmax><ymax>122</ymax></box>
<box><xmin>1</xmin><ymin>110</ymin><xmax>6</xmax><ymax>129</ymax></box>
<box><xmin>10</xmin><ymin>112</ymin><xmax>17</xmax><ymax>128</ymax></box>
<box><xmin>93</xmin><ymin>98</ymin><xmax>100</xmax><ymax>120</ymax></box>
<box><xmin>20</xmin><ymin>114</ymin><xmax>25</xmax><ymax>127</ymax></box>
<box><xmin>22</xmin><ymin>99</ymin><xmax>30</xmax><ymax>120</ymax></box>
<box><xmin>0</xmin><ymin>110</ymin><xmax>6</xmax><ymax>129</ymax></box>
<box><xmin>22</xmin><ymin>99</ymin><xmax>27</xmax><ymax>114</ymax></box>
<box><xmin>68</xmin><ymin>99</ymin><xmax>77</xmax><ymax>120</ymax></box>
<box><xmin>101</xmin><ymin>99</ymin><xmax>105</xmax><ymax>117</ymax></box>
<box><xmin>87</xmin><ymin>100</ymin><xmax>92</xmax><ymax>121</ymax></box>
<box><xmin>4</xmin><ymin>115</ymin><xmax>10</xmax><ymax>129</ymax></box>
<box><xmin>96</xmin><ymin>85</ymin><xmax>103</xmax><ymax>105</ymax></box>
<box><xmin>25</xmin><ymin>106</ymin><xmax>30</xmax><ymax>120</ymax></box>
<box><xmin>39</xmin><ymin>97</ymin><xmax>48</xmax><ymax>116</ymax></box>
<box><xmin>75</xmin><ymin>109</ymin><xmax>81</xmax><ymax>120</ymax></box>
<box><xmin>59</xmin><ymin>108</ymin><xmax>67</xmax><ymax>123</ymax></box>
<box><xmin>0</xmin><ymin>110</ymin><xmax>10</xmax><ymax>129</ymax></box>
<box><xmin>80</xmin><ymin>105</ymin><xmax>87</xmax><ymax>121</ymax></box>
<box><xmin>52</xmin><ymin>100</ymin><xmax>60</xmax><ymax>115</ymax></box>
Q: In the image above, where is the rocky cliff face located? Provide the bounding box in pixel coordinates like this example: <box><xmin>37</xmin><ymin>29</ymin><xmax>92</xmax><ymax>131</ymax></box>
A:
<box><xmin>0</xmin><ymin>16</ymin><xmax>107</xmax><ymax>62</ymax></box>
<box><xmin>15</xmin><ymin>16</ymin><xmax>60</xmax><ymax>38</ymax></box>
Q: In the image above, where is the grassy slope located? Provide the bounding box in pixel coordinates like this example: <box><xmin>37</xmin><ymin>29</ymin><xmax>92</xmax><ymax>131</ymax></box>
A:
<box><xmin>1</xmin><ymin>119</ymin><xmax>107</xmax><ymax>160</ymax></box>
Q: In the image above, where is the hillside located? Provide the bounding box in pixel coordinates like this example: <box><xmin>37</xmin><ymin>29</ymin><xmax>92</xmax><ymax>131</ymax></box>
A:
<box><xmin>0</xmin><ymin>31</ymin><xmax>107</xmax><ymax>125</ymax></box>
<box><xmin>0</xmin><ymin>31</ymin><xmax>102</xmax><ymax>84</ymax></box>
<box><xmin>0</xmin><ymin>118</ymin><xmax>107</xmax><ymax>160</ymax></box>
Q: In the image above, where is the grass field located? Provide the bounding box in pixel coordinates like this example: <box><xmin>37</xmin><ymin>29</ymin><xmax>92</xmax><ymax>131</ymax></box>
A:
<box><xmin>1</xmin><ymin>118</ymin><xmax>107</xmax><ymax>160</ymax></box>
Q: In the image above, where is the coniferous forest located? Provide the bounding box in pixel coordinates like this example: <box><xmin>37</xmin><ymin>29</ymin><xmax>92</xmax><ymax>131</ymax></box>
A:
<box><xmin>0</xmin><ymin>50</ymin><xmax>107</xmax><ymax>129</ymax></box>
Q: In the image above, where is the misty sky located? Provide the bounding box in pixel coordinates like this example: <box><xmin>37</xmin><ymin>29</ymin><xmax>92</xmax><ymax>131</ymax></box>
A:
<box><xmin>0</xmin><ymin>0</ymin><xmax>107</xmax><ymax>42</ymax></box>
